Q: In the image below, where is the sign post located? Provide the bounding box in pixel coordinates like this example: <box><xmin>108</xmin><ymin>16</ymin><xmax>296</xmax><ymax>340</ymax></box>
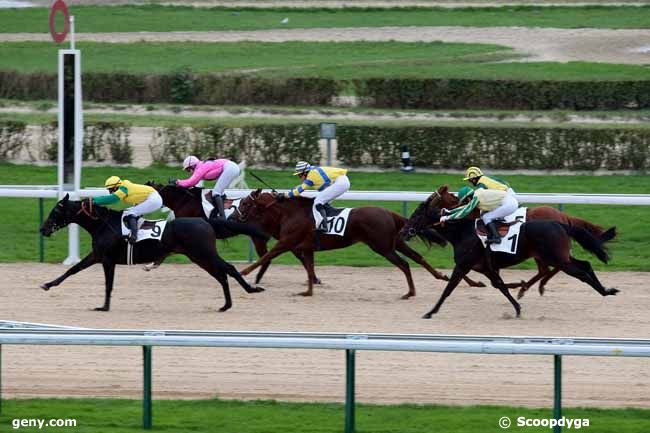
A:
<box><xmin>319</xmin><ymin>122</ymin><xmax>336</xmax><ymax>166</ymax></box>
<box><xmin>51</xmin><ymin>0</ymin><xmax>83</xmax><ymax>264</ymax></box>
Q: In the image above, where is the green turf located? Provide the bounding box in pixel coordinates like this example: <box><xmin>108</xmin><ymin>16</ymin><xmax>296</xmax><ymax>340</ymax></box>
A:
<box><xmin>0</xmin><ymin>163</ymin><xmax>647</xmax><ymax>271</ymax></box>
<box><xmin>0</xmin><ymin>398</ymin><xmax>648</xmax><ymax>433</ymax></box>
<box><xmin>3</xmin><ymin>5</ymin><xmax>650</xmax><ymax>32</ymax></box>
<box><xmin>3</xmin><ymin>41</ymin><xmax>650</xmax><ymax>81</ymax></box>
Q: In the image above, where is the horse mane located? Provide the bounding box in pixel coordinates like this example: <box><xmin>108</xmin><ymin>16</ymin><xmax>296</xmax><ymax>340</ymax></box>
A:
<box><xmin>258</xmin><ymin>192</ymin><xmax>314</xmax><ymax>208</ymax></box>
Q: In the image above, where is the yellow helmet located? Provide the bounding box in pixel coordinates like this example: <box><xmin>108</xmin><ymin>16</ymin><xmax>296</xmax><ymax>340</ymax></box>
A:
<box><xmin>463</xmin><ymin>166</ymin><xmax>483</xmax><ymax>181</ymax></box>
<box><xmin>104</xmin><ymin>176</ymin><xmax>122</xmax><ymax>189</ymax></box>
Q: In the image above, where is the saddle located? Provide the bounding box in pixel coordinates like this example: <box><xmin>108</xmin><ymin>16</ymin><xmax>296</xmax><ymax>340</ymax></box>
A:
<box><xmin>322</xmin><ymin>203</ymin><xmax>345</xmax><ymax>217</ymax></box>
<box><xmin>475</xmin><ymin>216</ymin><xmax>524</xmax><ymax>239</ymax></box>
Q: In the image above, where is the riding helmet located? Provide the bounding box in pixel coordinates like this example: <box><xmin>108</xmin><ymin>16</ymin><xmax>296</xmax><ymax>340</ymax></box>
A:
<box><xmin>182</xmin><ymin>155</ymin><xmax>200</xmax><ymax>171</ymax></box>
<box><xmin>104</xmin><ymin>176</ymin><xmax>121</xmax><ymax>189</ymax></box>
<box><xmin>463</xmin><ymin>166</ymin><xmax>483</xmax><ymax>180</ymax></box>
<box><xmin>293</xmin><ymin>161</ymin><xmax>311</xmax><ymax>175</ymax></box>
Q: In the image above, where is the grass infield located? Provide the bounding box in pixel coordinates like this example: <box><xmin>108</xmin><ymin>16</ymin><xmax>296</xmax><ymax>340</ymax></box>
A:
<box><xmin>2</xmin><ymin>5</ymin><xmax>650</xmax><ymax>32</ymax></box>
<box><xmin>0</xmin><ymin>398</ymin><xmax>649</xmax><ymax>433</ymax></box>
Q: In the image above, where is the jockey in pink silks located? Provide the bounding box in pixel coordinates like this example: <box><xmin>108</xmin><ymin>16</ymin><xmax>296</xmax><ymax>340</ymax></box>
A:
<box><xmin>175</xmin><ymin>156</ymin><xmax>240</xmax><ymax>220</ymax></box>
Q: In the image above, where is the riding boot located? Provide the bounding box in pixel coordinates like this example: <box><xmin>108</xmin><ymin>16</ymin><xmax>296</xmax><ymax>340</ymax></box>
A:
<box><xmin>315</xmin><ymin>204</ymin><xmax>328</xmax><ymax>232</ymax></box>
<box><xmin>486</xmin><ymin>221</ymin><xmax>501</xmax><ymax>245</ymax></box>
<box><xmin>209</xmin><ymin>194</ymin><xmax>226</xmax><ymax>221</ymax></box>
<box><xmin>124</xmin><ymin>215</ymin><xmax>139</xmax><ymax>244</ymax></box>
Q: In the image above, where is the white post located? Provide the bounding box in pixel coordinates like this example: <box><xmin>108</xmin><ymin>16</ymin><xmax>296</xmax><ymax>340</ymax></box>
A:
<box><xmin>58</xmin><ymin>45</ymin><xmax>83</xmax><ymax>265</ymax></box>
<box><xmin>69</xmin><ymin>15</ymin><xmax>75</xmax><ymax>50</ymax></box>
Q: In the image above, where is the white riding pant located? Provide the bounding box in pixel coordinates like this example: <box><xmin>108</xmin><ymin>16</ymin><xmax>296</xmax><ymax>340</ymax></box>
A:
<box><xmin>312</xmin><ymin>175</ymin><xmax>350</xmax><ymax>224</ymax></box>
<box><xmin>213</xmin><ymin>160</ymin><xmax>241</xmax><ymax>196</ymax></box>
<box><xmin>482</xmin><ymin>188</ymin><xmax>518</xmax><ymax>224</ymax></box>
<box><xmin>124</xmin><ymin>191</ymin><xmax>163</xmax><ymax>217</ymax></box>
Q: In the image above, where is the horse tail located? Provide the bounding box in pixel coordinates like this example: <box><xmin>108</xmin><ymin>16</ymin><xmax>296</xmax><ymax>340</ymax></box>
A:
<box><xmin>565</xmin><ymin>215</ymin><xmax>608</xmax><ymax>240</ymax></box>
<box><xmin>563</xmin><ymin>224</ymin><xmax>610</xmax><ymax>264</ymax></box>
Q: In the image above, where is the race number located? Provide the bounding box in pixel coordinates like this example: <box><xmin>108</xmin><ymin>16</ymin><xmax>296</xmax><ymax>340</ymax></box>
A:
<box><xmin>327</xmin><ymin>216</ymin><xmax>346</xmax><ymax>234</ymax></box>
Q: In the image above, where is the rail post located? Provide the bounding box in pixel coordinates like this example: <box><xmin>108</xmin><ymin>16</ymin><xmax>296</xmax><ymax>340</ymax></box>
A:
<box><xmin>39</xmin><ymin>198</ymin><xmax>44</xmax><ymax>262</ymax></box>
<box><xmin>554</xmin><ymin>354</ymin><xmax>562</xmax><ymax>433</ymax></box>
<box><xmin>143</xmin><ymin>346</ymin><xmax>152</xmax><ymax>429</ymax></box>
<box><xmin>248</xmin><ymin>239</ymin><xmax>254</xmax><ymax>263</ymax></box>
<box><xmin>401</xmin><ymin>201</ymin><xmax>408</xmax><ymax>217</ymax></box>
<box><xmin>345</xmin><ymin>349</ymin><xmax>356</xmax><ymax>433</ymax></box>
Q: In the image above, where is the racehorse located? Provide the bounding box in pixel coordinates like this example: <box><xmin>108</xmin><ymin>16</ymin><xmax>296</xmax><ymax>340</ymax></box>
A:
<box><xmin>234</xmin><ymin>189</ymin><xmax>486</xmax><ymax>299</ymax></box>
<box><xmin>400</xmin><ymin>186</ymin><xmax>619</xmax><ymax>318</ymax></box>
<box><xmin>39</xmin><ymin>194</ymin><xmax>263</xmax><ymax>312</ymax></box>
<box><xmin>146</xmin><ymin>181</ymin><xmax>320</xmax><ymax>286</ymax></box>
<box><xmin>418</xmin><ymin>185</ymin><xmax>616</xmax><ymax>298</ymax></box>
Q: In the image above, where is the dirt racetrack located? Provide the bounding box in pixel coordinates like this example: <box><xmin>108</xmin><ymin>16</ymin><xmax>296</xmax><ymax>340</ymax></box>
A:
<box><xmin>1</xmin><ymin>263</ymin><xmax>649</xmax><ymax>408</ymax></box>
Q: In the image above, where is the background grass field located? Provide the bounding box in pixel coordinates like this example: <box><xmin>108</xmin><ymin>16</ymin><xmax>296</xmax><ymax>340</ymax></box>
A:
<box><xmin>2</xmin><ymin>5</ymin><xmax>650</xmax><ymax>33</ymax></box>
<box><xmin>3</xmin><ymin>41</ymin><xmax>650</xmax><ymax>81</ymax></box>
<box><xmin>1</xmin><ymin>163</ymin><xmax>646</xmax><ymax>270</ymax></box>
<box><xmin>0</xmin><ymin>398</ymin><xmax>648</xmax><ymax>433</ymax></box>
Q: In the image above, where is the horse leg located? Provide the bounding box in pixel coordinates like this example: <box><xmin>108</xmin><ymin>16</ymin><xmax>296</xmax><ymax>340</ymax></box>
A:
<box><xmin>219</xmin><ymin>258</ymin><xmax>265</xmax><ymax>294</ymax></box>
<box><xmin>423</xmin><ymin>267</ymin><xmax>468</xmax><ymax>318</ymax></box>
<box><xmin>293</xmin><ymin>250</ymin><xmax>322</xmax><ymax>285</ymax></box>
<box><xmin>252</xmin><ymin>238</ymin><xmax>271</xmax><ymax>285</ymax></box>
<box><xmin>559</xmin><ymin>257</ymin><xmax>619</xmax><ymax>296</ymax></box>
<box><xmin>187</xmin><ymin>252</ymin><xmax>234</xmax><ymax>312</ymax></box>
<box><xmin>484</xmin><ymin>269</ymin><xmax>522</xmax><ymax>317</ymax></box>
<box><xmin>41</xmin><ymin>253</ymin><xmax>97</xmax><ymax>290</ymax></box>
<box><xmin>296</xmin><ymin>250</ymin><xmax>317</xmax><ymax>297</ymax></box>
<box><xmin>395</xmin><ymin>238</ymin><xmax>450</xmax><ymax>282</ymax></box>
<box><xmin>95</xmin><ymin>259</ymin><xmax>115</xmax><ymax>312</ymax></box>
<box><xmin>537</xmin><ymin>267</ymin><xmax>560</xmax><ymax>296</ymax></box>
<box><xmin>240</xmin><ymin>241</ymin><xmax>292</xmax><ymax>276</ymax></box>
<box><xmin>375</xmin><ymin>247</ymin><xmax>417</xmax><ymax>299</ymax></box>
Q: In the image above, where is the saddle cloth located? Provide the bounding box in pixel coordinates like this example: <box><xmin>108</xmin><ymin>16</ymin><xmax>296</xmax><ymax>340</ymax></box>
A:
<box><xmin>121</xmin><ymin>216</ymin><xmax>167</xmax><ymax>243</ymax></box>
<box><xmin>475</xmin><ymin>207</ymin><xmax>526</xmax><ymax>254</ymax></box>
<box><xmin>201</xmin><ymin>190</ymin><xmax>240</xmax><ymax>219</ymax></box>
<box><xmin>316</xmin><ymin>204</ymin><xmax>352</xmax><ymax>236</ymax></box>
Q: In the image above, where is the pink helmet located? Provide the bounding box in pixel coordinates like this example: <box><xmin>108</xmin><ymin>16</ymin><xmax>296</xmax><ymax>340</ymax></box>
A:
<box><xmin>182</xmin><ymin>155</ymin><xmax>199</xmax><ymax>170</ymax></box>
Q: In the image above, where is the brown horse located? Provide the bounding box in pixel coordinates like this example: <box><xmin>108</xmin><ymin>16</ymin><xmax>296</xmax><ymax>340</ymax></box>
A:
<box><xmin>400</xmin><ymin>186</ymin><xmax>618</xmax><ymax>318</ymax></box>
<box><xmin>235</xmin><ymin>189</ymin><xmax>485</xmax><ymax>298</ymax></box>
<box><xmin>426</xmin><ymin>186</ymin><xmax>615</xmax><ymax>298</ymax></box>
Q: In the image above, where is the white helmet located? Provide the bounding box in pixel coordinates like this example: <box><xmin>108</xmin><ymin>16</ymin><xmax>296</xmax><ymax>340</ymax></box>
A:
<box><xmin>182</xmin><ymin>155</ymin><xmax>199</xmax><ymax>170</ymax></box>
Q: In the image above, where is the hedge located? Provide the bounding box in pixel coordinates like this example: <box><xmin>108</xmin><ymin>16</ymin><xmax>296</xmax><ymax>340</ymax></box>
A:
<box><xmin>336</xmin><ymin>125</ymin><xmax>650</xmax><ymax>171</ymax></box>
<box><xmin>0</xmin><ymin>70</ymin><xmax>340</xmax><ymax>106</ymax></box>
<box><xmin>150</xmin><ymin>124</ymin><xmax>321</xmax><ymax>167</ymax></box>
<box><xmin>356</xmin><ymin>78</ymin><xmax>650</xmax><ymax>110</ymax></box>
<box><xmin>2</xmin><ymin>70</ymin><xmax>650</xmax><ymax>110</ymax></box>
<box><xmin>0</xmin><ymin>121</ymin><xmax>133</xmax><ymax>164</ymax></box>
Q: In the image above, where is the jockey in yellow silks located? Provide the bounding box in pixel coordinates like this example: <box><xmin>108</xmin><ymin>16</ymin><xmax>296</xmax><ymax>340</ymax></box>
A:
<box><xmin>441</xmin><ymin>167</ymin><xmax>518</xmax><ymax>244</ymax></box>
<box><xmin>93</xmin><ymin>176</ymin><xmax>163</xmax><ymax>244</ymax></box>
<box><xmin>281</xmin><ymin>161</ymin><xmax>350</xmax><ymax>232</ymax></box>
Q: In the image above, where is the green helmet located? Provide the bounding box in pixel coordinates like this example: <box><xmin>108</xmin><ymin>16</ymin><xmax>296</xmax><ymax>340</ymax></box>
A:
<box><xmin>457</xmin><ymin>186</ymin><xmax>474</xmax><ymax>202</ymax></box>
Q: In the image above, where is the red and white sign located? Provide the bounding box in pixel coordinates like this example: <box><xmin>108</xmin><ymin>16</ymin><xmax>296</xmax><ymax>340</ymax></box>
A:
<box><xmin>49</xmin><ymin>0</ymin><xmax>70</xmax><ymax>44</ymax></box>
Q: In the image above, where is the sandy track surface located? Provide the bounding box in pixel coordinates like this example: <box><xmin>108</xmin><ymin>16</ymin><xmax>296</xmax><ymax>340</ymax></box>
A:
<box><xmin>0</xmin><ymin>263</ymin><xmax>649</xmax><ymax>407</ymax></box>
<box><xmin>3</xmin><ymin>27</ymin><xmax>649</xmax><ymax>64</ymax></box>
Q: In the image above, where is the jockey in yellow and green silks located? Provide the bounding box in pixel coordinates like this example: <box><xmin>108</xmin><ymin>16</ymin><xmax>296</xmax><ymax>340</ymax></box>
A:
<box><xmin>93</xmin><ymin>176</ymin><xmax>163</xmax><ymax>244</ymax></box>
<box><xmin>441</xmin><ymin>167</ymin><xmax>519</xmax><ymax>245</ymax></box>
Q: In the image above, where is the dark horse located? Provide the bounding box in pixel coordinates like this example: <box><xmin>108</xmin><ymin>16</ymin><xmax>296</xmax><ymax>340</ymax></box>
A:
<box><xmin>146</xmin><ymin>181</ymin><xmax>318</xmax><ymax>286</ymax></box>
<box><xmin>400</xmin><ymin>186</ymin><xmax>619</xmax><ymax>318</ymax></box>
<box><xmin>235</xmin><ymin>189</ymin><xmax>486</xmax><ymax>299</ymax></box>
<box><xmin>39</xmin><ymin>194</ymin><xmax>263</xmax><ymax>312</ymax></box>
<box><xmin>433</xmin><ymin>185</ymin><xmax>616</xmax><ymax>298</ymax></box>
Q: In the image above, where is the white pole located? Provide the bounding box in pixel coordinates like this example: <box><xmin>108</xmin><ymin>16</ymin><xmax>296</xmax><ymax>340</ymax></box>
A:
<box><xmin>69</xmin><ymin>16</ymin><xmax>75</xmax><ymax>50</ymax></box>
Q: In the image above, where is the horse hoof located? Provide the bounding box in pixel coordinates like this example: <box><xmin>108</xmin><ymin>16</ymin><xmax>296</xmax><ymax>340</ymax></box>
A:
<box><xmin>93</xmin><ymin>307</ymin><xmax>109</xmax><ymax>312</ymax></box>
<box><xmin>252</xmin><ymin>286</ymin><xmax>265</xmax><ymax>293</ymax></box>
<box><xmin>607</xmin><ymin>288</ymin><xmax>620</xmax><ymax>295</ymax></box>
<box><xmin>400</xmin><ymin>293</ymin><xmax>414</xmax><ymax>300</ymax></box>
<box><xmin>219</xmin><ymin>305</ymin><xmax>231</xmax><ymax>312</ymax></box>
<box><xmin>296</xmin><ymin>291</ymin><xmax>312</xmax><ymax>297</ymax></box>
<box><xmin>476</xmin><ymin>281</ymin><xmax>486</xmax><ymax>288</ymax></box>
<box><xmin>40</xmin><ymin>284</ymin><xmax>50</xmax><ymax>291</ymax></box>
<box><xmin>314</xmin><ymin>278</ymin><xmax>322</xmax><ymax>285</ymax></box>
<box><xmin>422</xmin><ymin>313</ymin><xmax>432</xmax><ymax>319</ymax></box>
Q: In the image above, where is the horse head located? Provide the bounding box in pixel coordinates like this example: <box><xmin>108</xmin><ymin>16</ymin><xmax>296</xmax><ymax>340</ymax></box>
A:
<box><xmin>400</xmin><ymin>186</ymin><xmax>447</xmax><ymax>246</ymax></box>
<box><xmin>40</xmin><ymin>193</ymin><xmax>79</xmax><ymax>236</ymax></box>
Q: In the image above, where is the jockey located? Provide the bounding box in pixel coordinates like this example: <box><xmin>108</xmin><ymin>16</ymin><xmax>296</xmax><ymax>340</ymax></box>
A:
<box><xmin>280</xmin><ymin>161</ymin><xmax>350</xmax><ymax>232</ymax></box>
<box><xmin>462</xmin><ymin>167</ymin><xmax>518</xmax><ymax>243</ymax></box>
<box><xmin>176</xmin><ymin>156</ymin><xmax>241</xmax><ymax>221</ymax></box>
<box><xmin>93</xmin><ymin>176</ymin><xmax>163</xmax><ymax>244</ymax></box>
